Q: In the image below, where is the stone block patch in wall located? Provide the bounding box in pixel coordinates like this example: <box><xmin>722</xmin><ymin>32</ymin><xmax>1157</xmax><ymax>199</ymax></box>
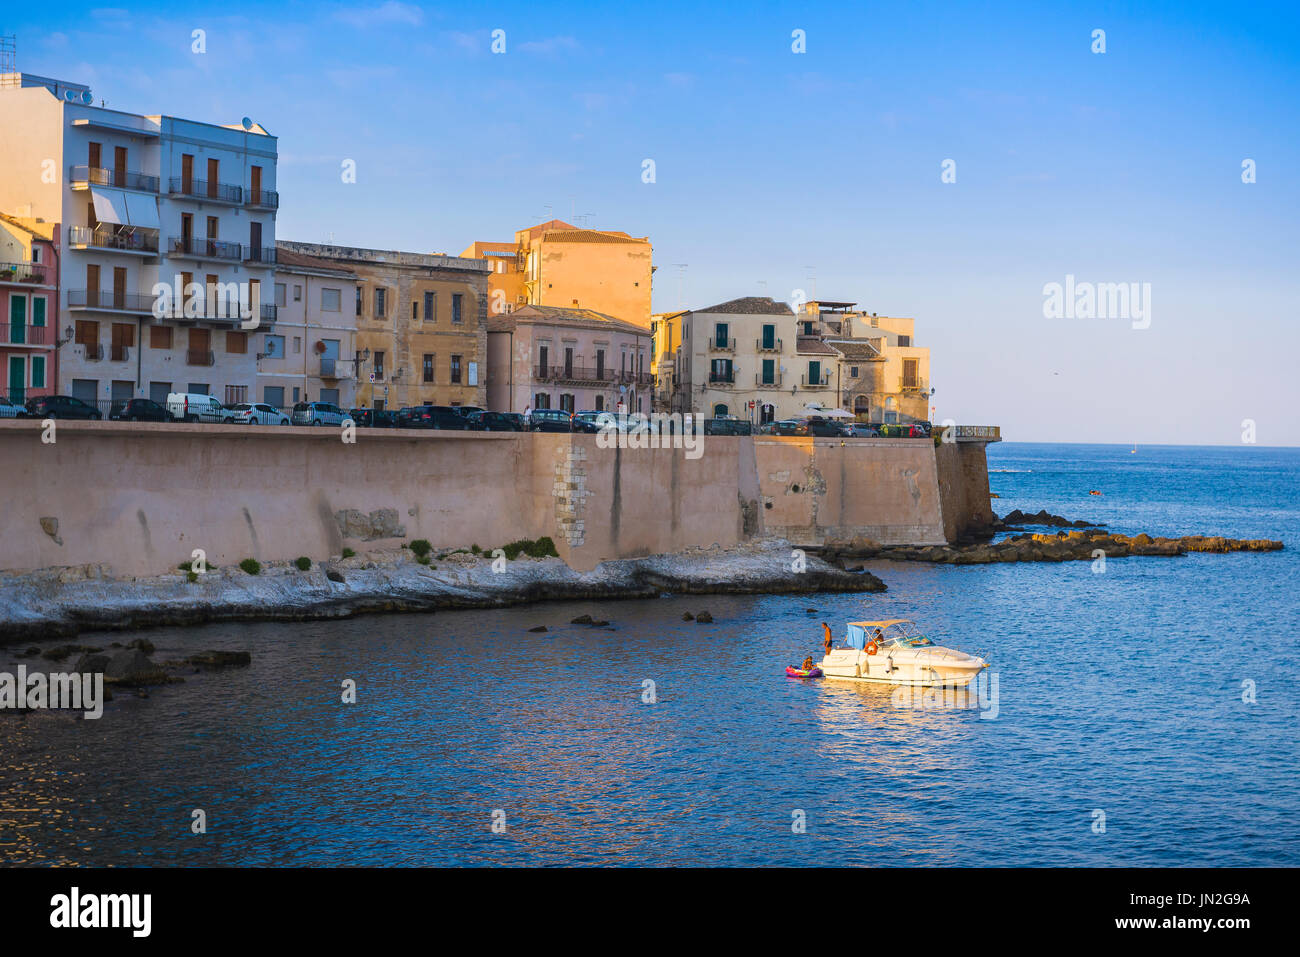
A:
<box><xmin>335</xmin><ymin>508</ymin><xmax>406</xmax><ymax>541</ymax></box>
<box><xmin>553</xmin><ymin>447</ymin><xmax>590</xmax><ymax>547</ymax></box>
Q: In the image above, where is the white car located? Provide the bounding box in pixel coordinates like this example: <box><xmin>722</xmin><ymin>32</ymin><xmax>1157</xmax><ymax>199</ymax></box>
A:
<box><xmin>166</xmin><ymin>392</ymin><xmax>230</xmax><ymax>423</ymax></box>
<box><xmin>226</xmin><ymin>402</ymin><xmax>290</xmax><ymax>425</ymax></box>
<box><xmin>0</xmin><ymin>396</ymin><xmax>28</xmax><ymax>418</ymax></box>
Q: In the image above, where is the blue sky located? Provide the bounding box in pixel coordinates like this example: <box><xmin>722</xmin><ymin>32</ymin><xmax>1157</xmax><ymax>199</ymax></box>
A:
<box><xmin>9</xmin><ymin>1</ymin><xmax>1300</xmax><ymax>443</ymax></box>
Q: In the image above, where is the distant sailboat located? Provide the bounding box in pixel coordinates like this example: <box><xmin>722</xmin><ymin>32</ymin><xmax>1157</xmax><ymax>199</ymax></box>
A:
<box><xmin>1131</xmin><ymin>443</ymin><xmax>1137</xmax><ymax>454</ymax></box>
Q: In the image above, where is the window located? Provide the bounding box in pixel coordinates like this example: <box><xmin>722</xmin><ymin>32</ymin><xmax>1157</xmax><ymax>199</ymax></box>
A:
<box><xmin>850</xmin><ymin>365</ymin><xmax>859</xmax><ymax>378</ymax></box>
<box><xmin>227</xmin><ymin>331</ymin><xmax>247</xmax><ymax>354</ymax></box>
<box><xmin>275</xmin><ymin>283</ymin><xmax>287</xmax><ymax>307</ymax></box>
<box><xmin>321</xmin><ymin>288</ymin><xmax>341</xmax><ymax>312</ymax></box>
<box><xmin>424</xmin><ymin>291</ymin><xmax>435</xmax><ymax>322</ymax></box>
<box><xmin>451</xmin><ymin>293</ymin><xmax>462</xmax><ymax>324</ymax></box>
<box><xmin>559</xmin><ymin>393</ymin><xmax>575</xmax><ymax>414</ymax></box>
<box><xmin>293</xmin><ymin>336</ymin><xmax>302</xmax><ymax>354</ymax></box>
<box><xmin>422</xmin><ymin>354</ymin><xmax>434</xmax><ymax>383</ymax></box>
<box><xmin>595</xmin><ymin>395</ymin><xmax>604</xmax><ymax>411</ymax></box>
<box><xmin>149</xmin><ymin>325</ymin><xmax>172</xmax><ymax>349</ymax></box>
<box><xmin>902</xmin><ymin>358</ymin><xmax>918</xmax><ymax>389</ymax></box>
<box><xmin>412</xmin><ymin>302</ymin><xmax>418</xmax><ymax>320</ymax></box>
<box><xmin>263</xmin><ymin>335</ymin><xmax>284</xmax><ymax>358</ymax></box>
<box><xmin>450</xmin><ymin>354</ymin><xmax>462</xmax><ymax>384</ymax></box>
<box><xmin>761</xmin><ymin>358</ymin><xmax>776</xmax><ymax>384</ymax></box>
<box><xmin>898</xmin><ymin>335</ymin><xmax>911</xmax><ymax>347</ymax></box>
<box><xmin>538</xmin><ymin>345</ymin><xmax>549</xmax><ymax>373</ymax></box>
<box><xmin>374</xmin><ymin>351</ymin><xmax>385</xmax><ymax>379</ymax></box>
<box><xmin>808</xmin><ymin>360</ymin><xmax>822</xmax><ymax>385</ymax></box>
<box><xmin>292</xmin><ymin>387</ymin><xmax>300</xmax><ymax>403</ymax></box>
<box><xmin>224</xmin><ymin>385</ymin><xmax>247</xmax><ymax>404</ymax></box>
<box><xmin>596</xmin><ymin>349</ymin><xmax>605</xmax><ymax>379</ymax></box>
<box><xmin>264</xmin><ymin>386</ymin><xmax>284</xmax><ymax>408</ymax></box>
<box><xmin>293</xmin><ymin>285</ymin><xmax>302</xmax><ymax>302</ymax></box>
<box><xmin>533</xmin><ymin>393</ymin><xmax>550</xmax><ymax>410</ymax></box>
<box><xmin>714</xmin><ymin>322</ymin><xmax>729</xmax><ymax>347</ymax></box>
<box><xmin>802</xmin><ymin>322</ymin><xmax>814</xmax><ymax>336</ymax></box>
<box><xmin>761</xmin><ymin>324</ymin><xmax>775</xmax><ymax>349</ymax></box>
<box><xmin>355</xmin><ymin>287</ymin><xmax>362</xmax><ymax>317</ymax></box>
<box><xmin>374</xmin><ymin>288</ymin><xmax>386</xmax><ymax>317</ymax></box>
<box><xmin>75</xmin><ymin>320</ymin><xmax>99</xmax><ymax>348</ymax></box>
<box><xmin>31</xmin><ymin>246</ymin><xmax>42</xmax><ymax>264</ymax></box>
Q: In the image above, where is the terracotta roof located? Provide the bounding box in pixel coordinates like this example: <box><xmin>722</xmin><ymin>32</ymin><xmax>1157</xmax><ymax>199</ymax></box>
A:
<box><xmin>824</xmin><ymin>338</ymin><xmax>883</xmax><ymax>359</ymax></box>
<box><xmin>0</xmin><ymin>212</ymin><xmax>56</xmax><ymax>242</ymax></box>
<box><xmin>540</xmin><ymin>229</ymin><xmax>645</xmax><ymax>244</ymax></box>
<box><xmin>509</xmin><ymin>303</ymin><xmax>649</xmax><ymax>336</ymax></box>
<box><xmin>796</xmin><ymin>336</ymin><xmax>837</xmax><ymax>355</ymax></box>
<box><xmin>692</xmin><ymin>296</ymin><xmax>793</xmax><ymax>315</ymax></box>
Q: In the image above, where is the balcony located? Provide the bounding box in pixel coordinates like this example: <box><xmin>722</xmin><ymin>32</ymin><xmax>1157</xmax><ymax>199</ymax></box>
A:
<box><xmin>901</xmin><ymin>378</ymin><xmax>929</xmax><ymax>396</ymax></box>
<box><xmin>245</xmin><ymin>188</ymin><xmax>279</xmax><ymax>210</ymax></box>
<box><xmin>800</xmin><ymin>373</ymin><xmax>831</xmax><ymax>388</ymax></box>
<box><xmin>243</xmin><ymin>245</ymin><xmax>277</xmax><ymax>266</ymax></box>
<box><xmin>79</xmin><ymin>343</ymin><xmax>105</xmax><ymax>361</ymax></box>
<box><xmin>756</xmin><ymin>337</ymin><xmax>782</xmax><ymax>353</ymax></box>
<box><xmin>320</xmin><ymin>357</ymin><xmax>343</xmax><ymax>379</ymax></box>
<box><xmin>755</xmin><ymin>373</ymin><xmax>783</xmax><ymax>389</ymax></box>
<box><xmin>0</xmin><ymin>260</ymin><xmax>52</xmax><ymax>286</ymax></box>
<box><xmin>69</xmin><ymin>224</ymin><xmax>159</xmax><ymax>256</ymax></box>
<box><xmin>0</xmin><ymin>323</ymin><xmax>51</xmax><ymax>345</ymax></box>
<box><xmin>186</xmin><ymin>349</ymin><xmax>215</xmax><ymax>367</ymax></box>
<box><xmin>70</xmin><ymin>164</ymin><xmax>159</xmax><ymax>193</ymax></box>
<box><xmin>111</xmin><ymin>344</ymin><xmax>131</xmax><ymax>362</ymax></box>
<box><xmin>168</xmin><ymin>177</ymin><xmax>243</xmax><ymax>205</ymax></box>
<box><xmin>708</xmin><ymin>337</ymin><xmax>736</xmax><ymax>353</ymax></box>
<box><xmin>260</xmin><ymin>304</ymin><xmax>278</xmax><ymax>325</ymax></box>
<box><xmin>708</xmin><ymin>370</ymin><xmax>735</xmax><ymax>385</ymax></box>
<box><xmin>534</xmin><ymin>363</ymin><xmax>615</xmax><ymax>384</ymax></box>
<box><xmin>67</xmin><ymin>289</ymin><xmax>156</xmax><ymax>315</ymax></box>
<box><xmin>169</xmin><ymin>237</ymin><xmax>243</xmax><ymax>262</ymax></box>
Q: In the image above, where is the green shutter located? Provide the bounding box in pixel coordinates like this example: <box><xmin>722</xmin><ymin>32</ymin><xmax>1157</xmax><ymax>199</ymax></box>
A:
<box><xmin>9</xmin><ymin>295</ymin><xmax>24</xmax><ymax>345</ymax></box>
<box><xmin>31</xmin><ymin>355</ymin><xmax>45</xmax><ymax>389</ymax></box>
<box><xmin>32</xmin><ymin>297</ymin><xmax>46</xmax><ymax>326</ymax></box>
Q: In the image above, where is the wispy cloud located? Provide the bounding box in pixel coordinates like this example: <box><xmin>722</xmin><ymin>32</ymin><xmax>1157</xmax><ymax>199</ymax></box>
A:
<box><xmin>519</xmin><ymin>35</ymin><xmax>579</xmax><ymax>56</ymax></box>
<box><xmin>334</xmin><ymin>2</ymin><xmax>424</xmax><ymax>29</ymax></box>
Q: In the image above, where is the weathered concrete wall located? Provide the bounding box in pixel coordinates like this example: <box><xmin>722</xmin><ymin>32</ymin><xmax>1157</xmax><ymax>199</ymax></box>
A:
<box><xmin>935</xmin><ymin>440</ymin><xmax>997</xmax><ymax>542</ymax></box>
<box><xmin>753</xmin><ymin>437</ymin><xmax>949</xmax><ymax>546</ymax></box>
<box><xmin>0</xmin><ymin>422</ymin><xmax>993</xmax><ymax>576</ymax></box>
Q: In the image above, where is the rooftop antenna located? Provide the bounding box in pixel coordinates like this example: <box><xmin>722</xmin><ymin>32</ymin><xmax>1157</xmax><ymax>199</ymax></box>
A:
<box><xmin>804</xmin><ymin>265</ymin><xmax>816</xmax><ymax>301</ymax></box>
<box><xmin>0</xmin><ymin>34</ymin><xmax>15</xmax><ymax>75</ymax></box>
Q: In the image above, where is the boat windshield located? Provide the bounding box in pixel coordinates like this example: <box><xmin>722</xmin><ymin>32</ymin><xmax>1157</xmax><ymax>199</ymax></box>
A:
<box><xmin>879</xmin><ymin>622</ymin><xmax>934</xmax><ymax>648</ymax></box>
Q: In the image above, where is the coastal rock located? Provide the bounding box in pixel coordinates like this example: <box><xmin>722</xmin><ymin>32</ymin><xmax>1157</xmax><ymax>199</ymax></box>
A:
<box><xmin>528</xmin><ymin>625</ymin><xmax>548</xmax><ymax>632</ymax></box>
<box><xmin>695</xmin><ymin>611</ymin><xmax>714</xmax><ymax>623</ymax></box>
<box><xmin>682</xmin><ymin>612</ymin><xmax>695</xmax><ymax>620</ymax></box>
<box><xmin>570</xmin><ymin>614</ymin><xmax>594</xmax><ymax>625</ymax></box>
<box><xmin>103</xmin><ymin>649</ymin><xmax>168</xmax><ymax>686</ymax></box>
<box><xmin>186</xmin><ymin>650</ymin><xmax>252</xmax><ymax>668</ymax></box>
<box><xmin>1001</xmin><ymin>509</ymin><xmax>1104</xmax><ymax>529</ymax></box>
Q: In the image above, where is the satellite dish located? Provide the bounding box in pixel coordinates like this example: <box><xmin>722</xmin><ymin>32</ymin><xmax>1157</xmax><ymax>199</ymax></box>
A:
<box><xmin>241</xmin><ymin>117</ymin><xmax>253</xmax><ymax>131</ymax></box>
<box><xmin>81</xmin><ymin>91</ymin><xmax>94</xmax><ymax>104</ymax></box>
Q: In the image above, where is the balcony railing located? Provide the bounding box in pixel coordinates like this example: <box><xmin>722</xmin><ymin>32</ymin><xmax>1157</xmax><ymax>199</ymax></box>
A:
<box><xmin>169</xmin><ymin>237</ymin><xmax>243</xmax><ymax>262</ymax></box>
<box><xmin>320</xmin><ymin>357</ymin><xmax>339</xmax><ymax>378</ymax></box>
<box><xmin>0</xmin><ymin>260</ymin><xmax>51</xmax><ymax>285</ymax></box>
<box><xmin>901</xmin><ymin>378</ymin><xmax>928</xmax><ymax>395</ymax></box>
<box><xmin>69</xmin><ymin>224</ymin><xmax>159</xmax><ymax>254</ymax></box>
<box><xmin>0</xmin><ymin>323</ymin><xmax>50</xmax><ymax>345</ymax></box>
<box><xmin>168</xmin><ymin>177</ymin><xmax>243</xmax><ymax>204</ymax></box>
<box><xmin>110</xmin><ymin>344</ymin><xmax>130</xmax><ymax>362</ymax></box>
<box><xmin>260</xmin><ymin>304</ymin><xmax>278</xmax><ymax>324</ymax></box>
<box><xmin>243</xmin><ymin>245</ymin><xmax>277</xmax><ymax>265</ymax></box>
<box><xmin>800</xmin><ymin>373</ymin><xmax>831</xmax><ymax>388</ymax></box>
<box><xmin>79</xmin><ymin>343</ymin><xmax>105</xmax><ymax>361</ymax></box>
<box><xmin>535</xmin><ymin>364</ymin><xmax>610</xmax><ymax>383</ymax></box>
<box><xmin>755</xmin><ymin>373</ymin><xmax>784</xmax><ymax>389</ymax></box>
<box><xmin>245</xmin><ymin>188</ymin><xmax>279</xmax><ymax>209</ymax></box>
<box><xmin>708</xmin><ymin>337</ymin><xmax>736</xmax><ymax>352</ymax></box>
<box><xmin>186</xmin><ymin>349</ymin><xmax>215</xmax><ymax>367</ymax></box>
<box><xmin>70</xmin><ymin>164</ymin><xmax>159</xmax><ymax>193</ymax></box>
<box><xmin>756</xmin><ymin>337</ymin><xmax>782</xmax><ymax>353</ymax></box>
<box><xmin>708</xmin><ymin>370</ymin><xmax>735</xmax><ymax>384</ymax></box>
<box><xmin>67</xmin><ymin>289</ymin><xmax>156</xmax><ymax>314</ymax></box>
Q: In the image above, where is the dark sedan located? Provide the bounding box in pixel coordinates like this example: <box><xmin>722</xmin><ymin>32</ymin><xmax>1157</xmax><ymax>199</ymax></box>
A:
<box><xmin>26</xmin><ymin>395</ymin><xmax>102</xmax><ymax>420</ymax></box>
<box><xmin>109</xmin><ymin>398</ymin><xmax>169</xmax><ymax>422</ymax></box>
<box><xmin>528</xmin><ymin>409</ymin><xmax>573</xmax><ymax>433</ymax></box>
<box><xmin>412</xmin><ymin>405</ymin><xmax>469</xmax><ymax>430</ymax></box>
<box><xmin>349</xmin><ymin>408</ymin><xmax>397</xmax><ymax>428</ymax></box>
<box><xmin>465</xmin><ymin>411</ymin><xmax>524</xmax><ymax>431</ymax></box>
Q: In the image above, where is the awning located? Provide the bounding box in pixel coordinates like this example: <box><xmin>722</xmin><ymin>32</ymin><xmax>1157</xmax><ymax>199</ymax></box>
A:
<box><xmin>91</xmin><ymin>188</ymin><xmax>128</xmax><ymax>224</ymax></box>
<box><xmin>123</xmin><ymin>192</ymin><xmax>160</xmax><ymax>230</ymax></box>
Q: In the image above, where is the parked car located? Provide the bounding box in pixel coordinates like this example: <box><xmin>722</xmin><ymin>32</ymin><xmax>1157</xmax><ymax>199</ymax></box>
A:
<box><xmin>291</xmin><ymin>401</ymin><xmax>347</xmax><ymax>426</ymax></box>
<box><xmin>879</xmin><ymin>422</ymin><xmax>931</xmax><ymax>438</ymax></box>
<box><xmin>570</xmin><ymin>411</ymin><xmax>606</xmax><ymax>434</ymax></box>
<box><xmin>771</xmin><ymin>419</ymin><xmax>810</xmax><ymax>436</ymax></box>
<box><xmin>804</xmin><ymin>416</ymin><xmax>851</xmax><ymax>437</ymax></box>
<box><xmin>27</xmin><ymin>394</ymin><xmax>102</xmax><ymax>420</ymax></box>
<box><xmin>497</xmin><ymin>412</ymin><xmax>525</xmax><ymax>431</ymax></box>
<box><xmin>704</xmin><ymin>417</ymin><xmax>753</xmax><ymax>436</ymax></box>
<box><xmin>453</xmin><ymin>405</ymin><xmax>486</xmax><ymax>418</ymax></box>
<box><xmin>109</xmin><ymin>398</ymin><xmax>169</xmax><ymax>422</ymax></box>
<box><xmin>226</xmin><ymin>402</ymin><xmax>291</xmax><ymax>426</ymax></box>
<box><xmin>464</xmin><ymin>410</ymin><xmax>524</xmax><ymax>431</ymax></box>
<box><xmin>391</xmin><ymin>407</ymin><xmax>416</xmax><ymax>428</ymax></box>
<box><xmin>528</xmin><ymin>408</ymin><xmax>574</xmax><ymax>433</ymax></box>
<box><xmin>411</xmin><ymin>404</ymin><xmax>469</xmax><ymax>430</ymax></box>
<box><xmin>0</xmin><ymin>396</ymin><xmax>30</xmax><ymax>418</ymax></box>
<box><xmin>844</xmin><ymin>422</ymin><xmax>880</xmax><ymax>437</ymax></box>
<box><xmin>349</xmin><ymin>408</ymin><xmax>396</xmax><ymax>428</ymax></box>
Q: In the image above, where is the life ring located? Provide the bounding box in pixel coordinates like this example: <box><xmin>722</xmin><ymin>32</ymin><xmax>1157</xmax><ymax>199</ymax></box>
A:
<box><xmin>865</xmin><ymin>641</ymin><xmax>879</xmax><ymax>656</ymax></box>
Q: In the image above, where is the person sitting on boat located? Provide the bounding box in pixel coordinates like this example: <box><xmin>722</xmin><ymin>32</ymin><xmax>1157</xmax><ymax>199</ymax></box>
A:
<box><xmin>822</xmin><ymin>622</ymin><xmax>833</xmax><ymax>655</ymax></box>
<box><xmin>801</xmin><ymin>655</ymin><xmax>815</xmax><ymax>672</ymax></box>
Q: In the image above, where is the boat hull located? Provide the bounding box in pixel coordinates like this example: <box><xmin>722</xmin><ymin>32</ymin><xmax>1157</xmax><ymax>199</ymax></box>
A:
<box><xmin>819</xmin><ymin>647</ymin><xmax>984</xmax><ymax>688</ymax></box>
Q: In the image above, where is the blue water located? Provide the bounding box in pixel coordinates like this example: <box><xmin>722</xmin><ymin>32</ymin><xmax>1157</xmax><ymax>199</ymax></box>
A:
<box><xmin>1</xmin><ymin>443</ymin><xmax>1296</xmax><ymax>866</ymax></box>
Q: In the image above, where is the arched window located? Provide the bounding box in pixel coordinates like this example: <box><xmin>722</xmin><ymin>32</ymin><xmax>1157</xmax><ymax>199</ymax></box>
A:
<box><xmin>853</xmin><ymin>395</ymin><xmax>869</xmax><ymax>419</ymax></box>
<box><xmin>712</xmin><ymin>403</ymin><xmax>729</xmax><ymax>417</ymax></box>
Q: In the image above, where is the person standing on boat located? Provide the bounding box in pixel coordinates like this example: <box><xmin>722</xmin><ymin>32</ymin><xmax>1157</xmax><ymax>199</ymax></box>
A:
<box><xmin>822</xmin><ymin>622</ymin><xmax>833</xmax><ymax>656</ymax></box>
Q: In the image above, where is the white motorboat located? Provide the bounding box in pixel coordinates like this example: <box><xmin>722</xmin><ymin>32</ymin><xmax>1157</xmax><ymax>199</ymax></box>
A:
<box><xmin>820</xmin><ymin>619</ymin><xmax>987</xmax><ymax>688</ymax></box>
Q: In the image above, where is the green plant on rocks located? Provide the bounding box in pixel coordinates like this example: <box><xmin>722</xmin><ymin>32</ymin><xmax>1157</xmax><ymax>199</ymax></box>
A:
<box><xmin>410</xmin><ymin>539</ymin><xmax>433</xmax><ymax>559</ymax></box>
<box><xmin>342</xmin><ymin>547</ymin><xmax>356</xmax><ymax>559</ymax></box>
<box><xmin>295</xmin><ymin>556</ymin><xmax>312</xmax><ymax>571</ymax></box>
<box><xmin>239</xmin><ymin>558</ymin><xmax>261</xmax><ymax>575</ymax></box>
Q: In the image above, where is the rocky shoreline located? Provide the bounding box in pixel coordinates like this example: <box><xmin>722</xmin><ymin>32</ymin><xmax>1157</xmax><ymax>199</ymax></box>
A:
<box><xmin>0</xmin><ymin>540</ymin><xmax>883</xmax><ymax>644</ymax></box>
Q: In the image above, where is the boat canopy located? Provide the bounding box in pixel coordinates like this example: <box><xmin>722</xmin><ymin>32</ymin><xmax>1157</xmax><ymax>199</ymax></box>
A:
<box><xmin>846</xmin><ymin>619</ymin><xmax>934</xmax><ymax>649</ymax></box>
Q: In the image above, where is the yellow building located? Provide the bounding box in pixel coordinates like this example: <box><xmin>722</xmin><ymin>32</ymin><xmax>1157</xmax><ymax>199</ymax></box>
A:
<box><xmin>461</xmin><ymin>219</ymin><xmax>653</xmax><ymax>328</ymax></box>
<box><xmin>808</xmin><ymin>302</ymin><xmax>932</xmax><ymax>424</ymax></box>
<box><xmin>278</xmin><ymin>241</ymin><xmax>490</xmax><ymax>411</ymax></box>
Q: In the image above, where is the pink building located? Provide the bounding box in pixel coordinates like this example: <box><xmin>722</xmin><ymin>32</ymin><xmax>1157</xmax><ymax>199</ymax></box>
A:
<box><xmin>486</xmin><ymin>304</ymin><xmax>652</xmax><ymax>415</ymax></box>
<box><xmin>0</xmin><ymin>213</ymin><xmax>58</xmax><ymax>405</ymax></box>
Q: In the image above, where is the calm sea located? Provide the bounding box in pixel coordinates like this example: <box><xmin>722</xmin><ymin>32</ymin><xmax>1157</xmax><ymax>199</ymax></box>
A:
<box><xmin>2</xmin><ymin>442</ymin><xmax>1296</xmax><ymax>866</ymax></box>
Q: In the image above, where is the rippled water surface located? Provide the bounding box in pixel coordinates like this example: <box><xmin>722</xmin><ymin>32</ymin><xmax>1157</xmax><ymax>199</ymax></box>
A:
<box><xmin>2</xmin><ymin>443</ymin><xmax>1297</xmax><ymax>866</ymax></box>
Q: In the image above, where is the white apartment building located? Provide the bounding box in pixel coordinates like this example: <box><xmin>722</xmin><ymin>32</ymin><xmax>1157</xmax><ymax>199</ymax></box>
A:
<box><xmin>262</xmin><ymin>249</ymin><xmax>360</xmax><ymax>410</ymax></box>
<box><xmin>0</xmin><ymin>72</ymin><xmax>277</xmax><ymax>408</ymax></box>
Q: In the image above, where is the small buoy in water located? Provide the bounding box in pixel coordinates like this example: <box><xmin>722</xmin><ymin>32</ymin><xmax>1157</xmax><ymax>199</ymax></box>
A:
<box><xmin>1088</xmin><ymin>490</ymin><xmax>1102</xmax><ymax>496</ymax></box>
